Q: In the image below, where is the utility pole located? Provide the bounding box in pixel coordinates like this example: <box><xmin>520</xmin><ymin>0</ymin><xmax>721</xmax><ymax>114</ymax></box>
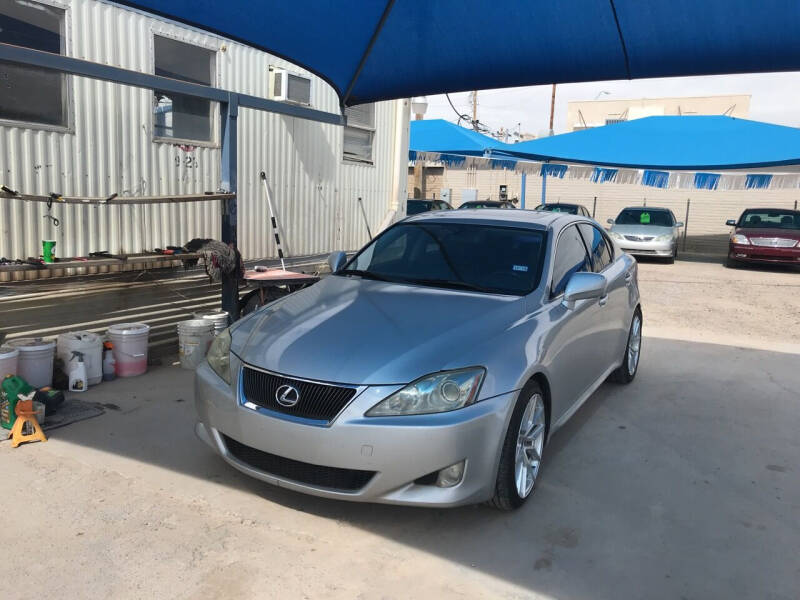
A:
<box><xmin>548</xmin><ymin>84</ymin><xmax>556</xmax><ymax>136</ymax></box>
<box><xmin>471</xmin><ymin>90</ymin><xmax>478</xmax><ymax>130</ymax></box>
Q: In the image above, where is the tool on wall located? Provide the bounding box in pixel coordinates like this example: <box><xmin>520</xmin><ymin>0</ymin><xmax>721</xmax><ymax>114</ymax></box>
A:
<box><xmin>357</xmin><ymin>197</ymin><xmax>372</xmax><ymax>240</ymax></box>
<box><xmin>260</xmin><ymin>171</ymin><xmax>286</xmax><ymax>270</ymax></box>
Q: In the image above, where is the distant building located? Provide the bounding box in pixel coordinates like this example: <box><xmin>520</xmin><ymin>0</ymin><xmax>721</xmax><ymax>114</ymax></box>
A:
<box><xmin>566</xmin><ymin>95</ymin><xmax>751</xmax><ymax>131</ymax></box>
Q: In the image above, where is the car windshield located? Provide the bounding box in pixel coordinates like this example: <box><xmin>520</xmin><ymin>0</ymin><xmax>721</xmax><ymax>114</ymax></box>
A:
<box><xmin>615</xmin><ymin>208</ymin><xmax>674</xmax><ymax>227</ymax></box>
<box><xmin>738</xmin><ymin>209</ymin><xmax>800</xmax><ymax>230</ymax></box>
<box><xmin>340</xmin><ymin>222</ymin><xmax>546</xmax><ymax>295</ymax></box>
<box><xmin>406</xmin><ymin>200</ymin><xmax>434</xmax><ymax>215</ymax></box>
<box><xmin>538</xmin><ymin>204</ymin><xmax>578</xmax><ymax>214</ymax></box>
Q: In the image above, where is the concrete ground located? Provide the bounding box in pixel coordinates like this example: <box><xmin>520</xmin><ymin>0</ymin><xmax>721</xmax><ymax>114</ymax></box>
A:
<box><xmin>1</xmin><ymin>258</ymin><xmax>799</xmax><ymax>599</ymax></box>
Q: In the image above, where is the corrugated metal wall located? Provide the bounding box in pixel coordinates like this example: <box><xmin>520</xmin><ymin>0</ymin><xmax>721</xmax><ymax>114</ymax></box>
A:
<box><xmin>0</xmin><ymin>0</ymin><xmax>407</xmax><ymax>280</ymax></box>
<box><xmin>417</xmin><ymin>167</ymin><xmax>800</xmax><ymax>253</ymax></box>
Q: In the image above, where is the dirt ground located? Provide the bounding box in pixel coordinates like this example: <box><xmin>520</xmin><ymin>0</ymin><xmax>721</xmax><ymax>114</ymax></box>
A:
<box><xmin>637</xmin><ymin>256</ymin><xmax>800</xmax><ymax>353</ymax></box>
<box><xmin>1</xmin><ymin>257</ymin><xmax>798</xmax><ymax>599</ymax></box>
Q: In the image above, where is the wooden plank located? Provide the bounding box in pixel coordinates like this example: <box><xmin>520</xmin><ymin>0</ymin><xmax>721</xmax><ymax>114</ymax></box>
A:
<box><xmin>0</xmin><ymin>253</ymin><xmax>201</xmax><ymax>272</ymax></box>
<box><xmin>0</xmin><ymin>190</ymin><xmax>233</xmax><ymax>206</ymax></box>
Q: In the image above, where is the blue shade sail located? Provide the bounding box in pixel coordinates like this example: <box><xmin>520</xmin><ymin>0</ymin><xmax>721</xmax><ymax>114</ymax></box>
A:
<box><xmin>117</xmin><ymin>1</ymin><xmax>800</xmax><ymax>107</ymax></box>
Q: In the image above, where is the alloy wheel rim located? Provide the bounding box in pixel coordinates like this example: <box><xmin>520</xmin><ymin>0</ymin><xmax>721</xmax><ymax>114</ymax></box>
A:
<box><xmin>627</xmin><ymin>314</ymin><xmax>642</xmax><ymax>375</ymax></box>
<box><xmin>514</xmin><ymin>393</ymin><xmax>545</xmax><ymax>498</ymax></box>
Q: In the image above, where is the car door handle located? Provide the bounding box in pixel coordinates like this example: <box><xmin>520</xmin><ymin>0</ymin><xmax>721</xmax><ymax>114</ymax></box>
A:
<box><xmin>598</xmin><ymin>294</ymin><xmax>608</xmax><ymax>306</ymax></box>
<box><xmin>624</xmin><ymin>271</ymin><xmax>633</xmax><ymax>282</ymax></box>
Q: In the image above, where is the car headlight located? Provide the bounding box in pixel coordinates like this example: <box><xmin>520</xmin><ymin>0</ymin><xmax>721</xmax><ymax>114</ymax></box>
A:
<box><xmin>366</xmin><ymin>367</ymin><xmax>486</xmax><ymax>416</ymax></box>
<box><xmin>730</xmin><ymin>233</ymin><xmax>750</xmax><ymax>245</ymax></box>
<box><xmin>655</xmin><ymin>233</ymin><xmax>673</xmax><ymax>242</ymax></box>
<box><xmin>207</xmin><ymin>328</ymin><xmax>232</xmax><ymax>384</ymax></box>
<box><xmin>609</xmin><ymin>231</ymin><xmax>623</xmax><ymax>241</ymax></box>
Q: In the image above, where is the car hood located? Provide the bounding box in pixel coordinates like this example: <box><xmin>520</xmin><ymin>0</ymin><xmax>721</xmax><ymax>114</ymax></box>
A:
<box><xmin>232</xmin><ymin>275</ymin><xmax>524</xmax><ymax>385</ymax></box>
<box><xmin>735</xmin><ymin>227</ymin><xmax>800</xmax><ymax>241</ymax></box>
<box><xmin>611</xmin><ymin>224</ymin><xmax>675</xmax><ymax>237</ymax></box>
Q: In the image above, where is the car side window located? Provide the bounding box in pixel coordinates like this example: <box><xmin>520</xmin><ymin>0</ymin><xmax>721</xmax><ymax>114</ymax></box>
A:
<box><xmin>551</xmin><ymin>225</ymin><xmax>591</xmax><ymax>297</ymax></box>
<box><xmin>578</xmin><ymin>223</ymin><xmax>613</xmax><ymax>272</ymax></box>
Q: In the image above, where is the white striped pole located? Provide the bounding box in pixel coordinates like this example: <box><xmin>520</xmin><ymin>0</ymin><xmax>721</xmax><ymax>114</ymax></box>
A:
<box><xmin>260</xmin><ymin>171</ymin><xmax>286</xmax><ymax>270</ymax></box>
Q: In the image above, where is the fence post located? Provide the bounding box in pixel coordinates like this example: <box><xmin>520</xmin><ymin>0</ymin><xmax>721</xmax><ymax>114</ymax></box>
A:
<box><xmin>643</xmin><ymin>197</ymin><xmax>647</xmax><ymax>207</ymax></box>
<box><xmin>592</xmin><ymin>196</ymin><xmax>597</xmax><ymax>218</ymax></box>
<box><xmin>795</xmin><ymin>200</ymin><xmax>797</xmax><ymax>210</ymax></box>
<box><xmin>682</xmin><ymin>198</ymin><xmax>690</xmax><ymax>251</ymax></box>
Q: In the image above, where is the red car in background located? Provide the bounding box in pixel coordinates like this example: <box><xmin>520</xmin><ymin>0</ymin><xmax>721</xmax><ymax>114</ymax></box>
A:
<box><xmin>726</xmin><ymin>208</ymin><xmax>800</xmax><ymax>268</ymax></box>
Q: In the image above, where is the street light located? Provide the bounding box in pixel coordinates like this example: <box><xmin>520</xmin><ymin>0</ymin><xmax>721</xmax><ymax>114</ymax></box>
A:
<box><xmin>411</xmin><ymin>96</ymin><xmax>428</xmax><ymax>120</ymax></box>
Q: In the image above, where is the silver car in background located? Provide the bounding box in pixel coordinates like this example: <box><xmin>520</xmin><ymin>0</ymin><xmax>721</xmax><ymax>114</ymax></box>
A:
<box><xmin>196</xmin><ymin>210</ymin><xmax>642</xmax><ymax>509</ymax></box>
<box><xmin>607</xmin><ymin>206</ymin><xmax>683</xmax><ymax>263</ymax></box>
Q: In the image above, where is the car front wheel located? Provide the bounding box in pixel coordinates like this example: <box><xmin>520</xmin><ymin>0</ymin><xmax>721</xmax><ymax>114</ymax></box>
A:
<box><xmin>489</xmin><ymin>382</ymin><xmax>547</xmax><ymax>510</ymax></box>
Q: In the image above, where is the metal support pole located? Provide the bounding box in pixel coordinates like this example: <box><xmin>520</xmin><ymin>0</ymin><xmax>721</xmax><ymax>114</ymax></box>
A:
<box><xmin>795</xmin><ymin>200</ymin><xmax>798</xmax><ymax>210</ymax></box>
<box><xmin>220</xmin><ymin>94</ymin><xmax>239</xmax><ymax>322</ymax></box>
<box><xmin>520</xmin><ymin>172</ymin><xmax>527</xmax><ymax>209</ymax></box>
<box><xmin>592</xmin><ymin>196</ymin><xmax>597</xmax><ymax>218</ymax></box>
<box><xmin>643</xmin><ymin>197</ymin><xmax>647</xmax><ymax>206</ymax></box>
<box><xmin>357</xmin><ymin>197</ymin><xmax>372</xmax><ymax>240</ymax></box>
<box><xmin>682</xmin><ymin>198</ymin><xmax>690</xmax><ymax>251</ymax></box>
<box><xmin>541</xmin><ymin>169</ymin><xmax>548</xmax><ymax>205</ymax></box>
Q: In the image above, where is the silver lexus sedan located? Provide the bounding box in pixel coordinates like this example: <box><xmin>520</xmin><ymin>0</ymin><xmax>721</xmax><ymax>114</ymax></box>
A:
<box><xmin>195</xmin><ymin>210</ymin><xmax>642</xmax><ymax>509</ymax></box>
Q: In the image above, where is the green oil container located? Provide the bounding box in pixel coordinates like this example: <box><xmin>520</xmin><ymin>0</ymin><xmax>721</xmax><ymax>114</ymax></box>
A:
<box><xmin>1</xmin><ymin>375</ymin><xmax>33</xmax><ymax>430</ymax></box>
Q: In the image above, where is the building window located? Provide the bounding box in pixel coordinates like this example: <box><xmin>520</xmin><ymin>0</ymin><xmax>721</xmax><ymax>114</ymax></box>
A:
<box><xmin>153</xmin><ymin>36</ymin><xmax>215</xmax><ymax>143</ymax></box>
<box><xmin>0</xmin><ymin>0</ymin><xmax>68</xmax><ymax>128</ymax></box>
<box><xmin>343</xmin><ymin>103</ymin><xmax>375</xmax><ymax>164</ymax></box>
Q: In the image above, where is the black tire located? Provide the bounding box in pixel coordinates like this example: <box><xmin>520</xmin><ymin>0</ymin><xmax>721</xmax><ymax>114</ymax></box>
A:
<box><xmin>725</xmin><ymin>256</ymin><xmax>740</xmax><ymax>269</ymax></box>
<box><xmin>665</xmin><ymin>255</ymin><xmax>675</xmax><ymax>265</ymax></box>
<box><xmin>489</xmin><ymin>381</ymin><xmax>547</xmax><ymax>511</ymax></box>
<box><xmin>609</xmin><ymin>308</ymin><xmax>643</xmax><ymax>384</ymax></box>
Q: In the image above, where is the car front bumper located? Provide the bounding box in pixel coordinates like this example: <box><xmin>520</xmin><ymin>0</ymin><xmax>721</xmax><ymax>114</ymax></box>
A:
<box><xmin>194</xmin><ymin>361</ymin><xmax>515</xmax><ymax>506</ymax></box>
<box><xmin>613</xmin><ymin>237</ymin><xmax>675</xmax><ymax>257</ymax></box>
<box><xmin>729</xmin><ymin>243</ymin><xmax>800</xmax><ymax>264</ymax></box>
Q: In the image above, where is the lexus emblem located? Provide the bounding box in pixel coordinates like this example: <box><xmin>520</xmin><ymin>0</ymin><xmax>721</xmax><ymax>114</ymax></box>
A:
<box><xmin>275</xmin><ymin>384</ymin><xmax>300</xmax><ymax>407</ymax></box>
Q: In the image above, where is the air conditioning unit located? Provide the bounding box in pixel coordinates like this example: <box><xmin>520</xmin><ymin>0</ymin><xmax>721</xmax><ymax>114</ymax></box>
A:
<box><xmin>269</xmin><ymin>67</ymin><xmax>312</xmax><ymax>105</ymax></box>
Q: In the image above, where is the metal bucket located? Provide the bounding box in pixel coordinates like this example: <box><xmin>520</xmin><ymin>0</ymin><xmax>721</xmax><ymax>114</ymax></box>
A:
<box><xmin>193</xmin><ymin>310</ymin><xmax>229</xmax><ymax>336</ymax></box>
<box><xmin>177</xmin><ymin>319</ymin><xmax>214</xmax><ymax>370</ymax></box>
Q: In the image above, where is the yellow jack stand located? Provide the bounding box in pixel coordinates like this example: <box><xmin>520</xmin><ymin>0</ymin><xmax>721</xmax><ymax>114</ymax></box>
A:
<box><xmin>8</xmin><ymin>394</ymin><xmax>47</xmax><ymax>448</ymax></box>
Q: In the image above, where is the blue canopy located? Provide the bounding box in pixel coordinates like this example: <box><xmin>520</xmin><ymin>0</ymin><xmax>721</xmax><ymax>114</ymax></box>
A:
<box><xmin>409</xmin><ymin>119</ymin><xmax>510</xmax><ymax>158</ymax></box>
<box><xmin>119</xmin><ymin>1</ymin><xmax>800</xmax><ymax>107</ymax></box>
<box><xmin>495</xmin><ymin>116</ymin><xmax>800</xmax><ymax>170</ymax></box>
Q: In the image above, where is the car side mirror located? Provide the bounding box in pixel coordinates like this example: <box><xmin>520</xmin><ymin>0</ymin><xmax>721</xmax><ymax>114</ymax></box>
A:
<box><xmin>725</xmin><ymin>219</ymin><xmax>737</xmax><ymax>227</ymax></box>
<box><xmin>562</xmin><ymin>272</ymin><xmax>607</xmax><ymax>310</ymax></box>
<box><xmin>606</xmin><ymin>218</ymin><xmax>615</xmax><ymax>225</ymax></box>
<box><xmin>327</xmin><ymin>251</ymin><xmax>347</xmax><ymax>273</ymax></box>
<box><xmin>675</xmin><ymin>221</ymin><xmax>684</xmax><ymax>228</ymax></box>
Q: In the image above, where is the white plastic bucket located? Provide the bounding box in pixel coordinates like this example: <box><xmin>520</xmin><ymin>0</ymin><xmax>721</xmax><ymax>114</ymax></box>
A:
<box><xmin>0</xmin><ymin>345</ymin><xmax>19</xmax><ymax>378</ymax></box>
<box><xmin>107</xmin><ymin>323</ymin><xmax>150</xmax><ymax>377</ymax></box>
<box><xmin>7</xmin><ymin>338</ymin><xmax>56</xmax><ymax>388</ymax></box>
<box><xmin>177</xmin><ymin>319</ymin><xmax>214</xmax><ymax>370</ymax></box>
<box><xmin>193</xmin><ymin>310</ymin><xmax>229</xmax><ymax>336</ymax></box>
<box><xmin>57</xmin><ymin>331</ymin><xmax>103</xmax><ymax>386</ymax></box>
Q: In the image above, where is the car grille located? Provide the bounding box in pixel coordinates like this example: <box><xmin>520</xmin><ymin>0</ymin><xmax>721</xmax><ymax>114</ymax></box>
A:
<box><xmin>624</xmin><ymin>234</ymin><xmax>654</xmax><ymax>242</ymax></box>
<box><xmin>222</xmin><ymin>435</ymin><xmax>375</xmax><ymax>492</ymax></box>
<box><xmin>750</xmin><ymin>237</ymin><xmax>797</xmax><ymax>248</ymax></box>
<box><xmin>241</xmin><ymin>366</ymin><xmax>357</xmax><ymax>423</ymax></box>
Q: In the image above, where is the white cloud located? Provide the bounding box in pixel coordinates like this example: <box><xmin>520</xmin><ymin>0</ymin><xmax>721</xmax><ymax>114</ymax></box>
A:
<box><xmin>422</xmin><ymin>72</ymin><xmax>800</xmax><ymax>136</ymax></box>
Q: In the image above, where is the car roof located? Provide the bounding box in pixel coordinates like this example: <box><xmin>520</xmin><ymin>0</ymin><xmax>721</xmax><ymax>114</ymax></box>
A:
<box><xmin>620</xmin><ymin>206</ymin><xmax>672</xmax><ymax>211</ymax></box>
<box><xmin>403</xmin><ymin>208</ymin><xmax>585</xmax><ymax>231</ymax></box>
<box><xmin>741</xmin><ymin>207</ymin><xmax>800</xmax><ymax>212</ymax></box>
<box><xmin>540</xmin><ymin>202</ymin><xmax>582</xmax><ymax>207</ymax></box>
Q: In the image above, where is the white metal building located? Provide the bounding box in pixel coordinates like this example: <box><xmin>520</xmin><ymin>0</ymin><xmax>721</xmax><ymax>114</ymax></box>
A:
<box><xmin>0</xmin><ymin>0</ymin><xmax>409</xmax><ymax>280</ymax></box>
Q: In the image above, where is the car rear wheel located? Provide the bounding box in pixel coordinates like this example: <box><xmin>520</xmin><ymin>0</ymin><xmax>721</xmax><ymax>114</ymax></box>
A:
<box><xmin>609</xmin><ymin>309</ymin><xmax>642</xmax><ymax>384</ymax></box>
<box><xmin>489</xmin><ymin>382</ymin><xmax>547</xmax><ymax>511</ymax></box>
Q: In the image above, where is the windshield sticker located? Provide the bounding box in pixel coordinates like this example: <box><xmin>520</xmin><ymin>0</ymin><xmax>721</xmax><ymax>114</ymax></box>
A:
<box><xmin>512</xmin><ymin>265</ymin><xmax>529</xmax><ymax>272</ymax></box>
<box><xmin>640</xmin><ymin>212</ymin><xmax>651</xmax><ymax>224</ymax></box>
